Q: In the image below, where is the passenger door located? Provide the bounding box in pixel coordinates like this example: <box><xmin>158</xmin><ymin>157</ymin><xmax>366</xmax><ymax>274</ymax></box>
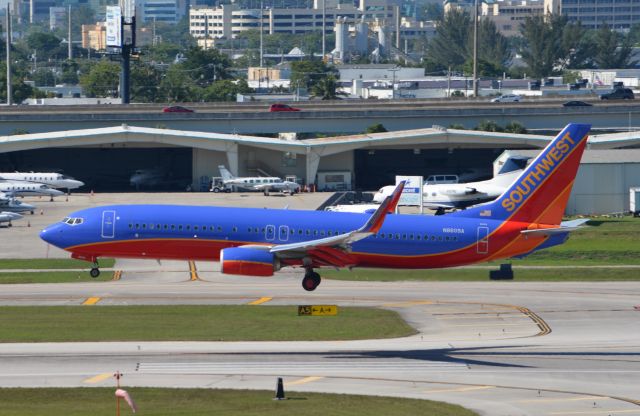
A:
<box><xmin>101</xmin><ymin>210</ymin><xmax>116</xmax><ymax>239</ymax></box>
<box><xmin>476</xmin><ymin>225</ymin><xmax>489</xmax><ymax>255</ymax></box>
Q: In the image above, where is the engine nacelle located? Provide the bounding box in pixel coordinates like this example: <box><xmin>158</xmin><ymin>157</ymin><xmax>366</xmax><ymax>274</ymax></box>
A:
<box><xmin>220</xmin><ymin>247</ymin><xmax>280</xmax><ymax>277</ymax></box>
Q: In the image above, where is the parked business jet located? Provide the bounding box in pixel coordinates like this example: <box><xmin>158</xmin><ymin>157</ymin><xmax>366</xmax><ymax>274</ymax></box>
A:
<box><xmin>0</xmin><ymin>172</ymin><xmax>84</xmax><ymax>191</ymax></box>
<box><xmin>373</xmin><ymin>168</ymin><xmax>525</xmax><ymax>214</ymax></box>
<box><xmin>0</xmin><ymin>181</ymin><xmax>65</xmax><ymax>199</ymax></box>
<box><xmin>0</xmin><ymin>211</ymin><xmax>22</xmax><ymax>227</ymax></box>
<box><xmin>0</xmin><ymin>193</ymin><xmax>36</xmax><ymax>214</ymax></box>
<box><xmin>40</xmin><ymin>124</ymin><xmax>590</xmax><ymax>290</ymax></box>
<box><xmin>218</xmin><ymin>165</ymin><xmax>293</xmax><ymax>192</ymax></box>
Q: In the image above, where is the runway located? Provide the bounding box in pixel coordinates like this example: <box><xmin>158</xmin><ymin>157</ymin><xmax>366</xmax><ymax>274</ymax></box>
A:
<box><xmin>2</xmin><ymin>193</ymin><xmax>640</xmax><ymax>415</ymax></box>
<box><xmin>0</xmin><ymin>266</ymin><xmax>639</xmax><ymax>416</ymax></box>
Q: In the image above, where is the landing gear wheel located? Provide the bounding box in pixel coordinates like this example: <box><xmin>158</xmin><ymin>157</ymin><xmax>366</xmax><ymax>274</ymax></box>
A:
<box><xmin>90</xmin><ymin>268</ymin><xmax>100</xmax><ymax>278</ymax></box>
<box><xmin>302</xmin><ymin>271</ymin><xmax>321</xmax><ymax>291</ymax></box>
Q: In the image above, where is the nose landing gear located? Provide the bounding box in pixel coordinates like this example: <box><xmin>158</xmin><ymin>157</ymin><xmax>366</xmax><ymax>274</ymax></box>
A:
<box><xmin>302</xmin><ymin>269</ymin><xmax>321</xmax><ymax>291</ymax></box>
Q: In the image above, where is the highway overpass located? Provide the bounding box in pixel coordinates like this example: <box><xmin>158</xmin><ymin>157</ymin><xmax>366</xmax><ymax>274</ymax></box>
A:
<box><xmin>1</xmin><ymin>99</ymin><xmax>640</xmax><ymax>135</ymax></box>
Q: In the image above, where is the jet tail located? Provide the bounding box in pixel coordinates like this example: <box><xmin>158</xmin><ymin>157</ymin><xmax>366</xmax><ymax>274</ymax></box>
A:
<box><xmin>449</xmin><ymin>123</ymin><xmax>591</xmax><ymax>225</ymax></box>
<box><xmin>218</xmin><ymin>165</ymin><xmax>234</xmax><ymax>181</ymax></box>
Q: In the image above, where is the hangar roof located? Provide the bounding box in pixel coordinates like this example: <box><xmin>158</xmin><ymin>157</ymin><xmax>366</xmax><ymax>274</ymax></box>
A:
<box><xmin>0</xmin><ymin>124</ymin><xmax>637</xmax><ymax>155</ymax></box>
<box><xmin>513</xmin><ymin>149</ymin><xmax>640</xmax><ymax>164</ymax></box>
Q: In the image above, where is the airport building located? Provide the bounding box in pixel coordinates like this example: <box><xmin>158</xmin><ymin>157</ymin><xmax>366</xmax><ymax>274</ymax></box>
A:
<box><xmin>1</xmin><ymin>125</ymin><xmax>639</xmax><ymax>214</ymax></box>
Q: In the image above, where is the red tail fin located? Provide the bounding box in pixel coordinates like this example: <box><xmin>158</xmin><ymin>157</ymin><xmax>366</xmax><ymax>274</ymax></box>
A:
<box><xmin>451</xmin><ymin>123</ymin><xmax>590</xmax><ymax>225</ymax></box>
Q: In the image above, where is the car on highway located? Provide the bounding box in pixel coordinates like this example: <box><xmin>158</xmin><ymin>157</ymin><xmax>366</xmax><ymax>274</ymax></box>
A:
<box><xmin>162</xmin><ymin>105</ymin><xmax>195</xmax><ymax>113</ymax></box>
<box><xmin>490</xmin><ymin>94</ymin><xmax>522</xmax><ymax>103</ymax></box>
<box><xmin>269</xmin><ymin>104</ymin><xmax>301</xmax><ymax>112</ymax></box>
<box><xmin>563</xmin><ymin>100</ymin><xmax>593</xmax><ymax>107</ymax></box>
<box><xmin>600</xmin><ymin>88</ymin><xmax>634</xmax><ymax>100</ymax></box>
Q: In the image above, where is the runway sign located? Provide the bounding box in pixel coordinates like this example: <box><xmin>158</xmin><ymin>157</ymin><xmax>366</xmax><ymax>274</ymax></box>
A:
<box><xmin>298</xmin><ymin>305</ymin><xmax>338</xmax><ymax>316</ymax></box>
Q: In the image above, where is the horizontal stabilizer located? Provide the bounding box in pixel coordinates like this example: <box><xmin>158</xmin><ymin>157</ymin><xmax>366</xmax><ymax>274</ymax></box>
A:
<box><xmin>521</xmin><ymin>219</ymin><xmax>590</xmax><ymax>237</ymax></box>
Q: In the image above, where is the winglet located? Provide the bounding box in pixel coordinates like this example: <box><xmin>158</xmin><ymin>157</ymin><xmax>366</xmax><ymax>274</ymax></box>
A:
<box><xmin>359</xmin><ymin>181</ymin><xmax>405</xmax><ymax>234</ymax></box>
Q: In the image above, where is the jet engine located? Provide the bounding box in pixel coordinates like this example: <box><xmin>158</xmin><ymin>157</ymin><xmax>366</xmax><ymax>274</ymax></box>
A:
<box><xmin>220</xmin><ymin>247</ymin><xmax>280</xmax><ymax>276</ymax></box>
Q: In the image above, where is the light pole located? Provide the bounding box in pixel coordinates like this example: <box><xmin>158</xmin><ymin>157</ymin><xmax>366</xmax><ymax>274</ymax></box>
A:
<box><xmin>472</xmin><ymin>0</ymin><xmax>478</xmax><ymax>97</ymax></box>
<box><xmin>388</xmin><ymin>66</ymin><xmax>399</xmax><ymax>100</ymax></box>
<box><xmin>6</xmin><ymin>6</ymin><xmax>11</xmax><ymax>105</ymax></box>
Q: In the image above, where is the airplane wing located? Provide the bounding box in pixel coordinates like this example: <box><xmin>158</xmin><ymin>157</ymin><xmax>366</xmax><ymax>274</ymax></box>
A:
<box><xmin>521</xmin><ymin>219</ymin><xmax>590</xmax><ymax>236</ymax></box>
<box><xmin>268</xmin><ymin>181</ymin><xmax>405</xmax><ymax>264</ymax></box>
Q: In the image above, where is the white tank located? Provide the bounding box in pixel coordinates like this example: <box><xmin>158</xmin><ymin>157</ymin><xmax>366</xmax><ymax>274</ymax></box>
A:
<box><xmin>333</xmin><ymin>17</ymin><xmax>349</xmax><ymax>60</ymax></box>
<box><xmin>377</xmin><ymin>25</ymin><xmax>387</xmax><ymax>56</ymax></box>
<box><xmin>355</xmin><ymin>20</ymin><xmax>368</xmax><ymax>54</ymax></box>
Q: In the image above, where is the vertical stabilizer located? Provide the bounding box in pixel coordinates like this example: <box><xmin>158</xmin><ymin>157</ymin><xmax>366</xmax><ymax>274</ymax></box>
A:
<box><xmin>218</xmin><ymin>165</ymin><xmax>234</xmax><ymax>181</ymax></box>
<box><xmin>450</xmin><ymin>123</ymin><xmax>591</xmax><ymax>225</ymax></box>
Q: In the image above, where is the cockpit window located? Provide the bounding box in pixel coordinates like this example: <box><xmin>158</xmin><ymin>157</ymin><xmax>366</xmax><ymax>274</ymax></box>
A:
<box><xmin>63</xmin><ymin>217</ymin><xmax>84</xmax><ymax>226</ymax></box>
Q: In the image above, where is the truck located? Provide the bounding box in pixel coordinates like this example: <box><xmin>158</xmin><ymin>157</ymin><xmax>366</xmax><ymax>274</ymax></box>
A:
<box><xmin>631</xmin><ymin>187</ymin><xmax>640</xmax><ymax>217</ymax></box>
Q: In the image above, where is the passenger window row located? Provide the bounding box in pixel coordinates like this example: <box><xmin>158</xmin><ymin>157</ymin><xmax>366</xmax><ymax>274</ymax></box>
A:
<box><xmin>127</xmin><ymin>223</ymin><xmax>458</xmax><ymax>242</ymax></box>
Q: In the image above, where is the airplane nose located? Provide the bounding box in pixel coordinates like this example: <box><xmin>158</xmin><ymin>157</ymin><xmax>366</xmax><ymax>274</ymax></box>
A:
<box><xmin>71</xmin><ymin>180</ymin><xmax>85</xmax><ymax>188</ymax></box>
<box><xmin>40</xmin><ymin>224</ymin><xmax>64</xmax><ymax>248</ymax></box>
<box><xmin>52</xmin><ymin>189</ymin><xmax>65</xmax><ymax>196</ymax></box>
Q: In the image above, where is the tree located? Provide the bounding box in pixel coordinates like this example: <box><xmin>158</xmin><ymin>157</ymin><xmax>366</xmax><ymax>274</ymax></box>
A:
<box><xmin>59</xmin><ymin>60</ymin><xmax>79</xmax><ymax>84</ymax></box>
<box><xmin>504</xmin><ymin>121</ymin><xmax>527</xmax><ymax>134</ymax></box>
<box><xmin>518</xmin><ymin>15</ymin><xmax>569</xmax><ymax>77</ymax></box>
<box><xmin>290</xmin><ymin>59</ymin><xmax>336</xmax><ymax>91</ymax></box>
<box><xmin>365</xmin><ymin>123</ymin><xmax>387</xmax><ymax>133</ymax></box>
<box><xmin>0</xmin><ymin>64</ymin><xmax>39</xmax><ymax>103</ymax></box>
<box><xmin>593</xmin><ymin>23</ymin><xmax>635</xmax><ymax>69</ymax></box>
<box><xmin>423</xmin><ymin>3</ymin><xmax>444</xmax><ymax>21</ymax></box>
<box><xmin>32</xmin><ymin>68</ymin><xmax>55</xmax><ymax>86</ymax></box>
<box><xmin>310</xmin><ymin>75</ymin><xmax>344</xmax><ymax>100</ymax></box>
<box><xmin>181</xmin><ymin>47</ymin><xmax>232</xmax><ymax>87</ymax></box>
<box><xmin>202</xmin><ymin>79</ymin><xmax>251</xmax><ymax>102</ymax></box>
<box><xmin>426</xmin><ymin>8</ymin><xmax>470</xmax><ymax>72</ymax></box>
<box><xmin>79</xmin><ymin>60</ymin><xmax>120</xmax><ymax>97</ymax></box>
<box><xmin>141</xmin><ymin>42</ymin><xmax>183</xmax><ymax>64</ymax></box>
<box><xmin>131</xmin><ymin>63</ymin><xmax>163</xmax><ymax>103</ymax></box>
<box><xmin>158</xmin><ymin>65</ymin><xmax>200</xmax><ymax>102</ymax></box>
<box><xmin>475</xmin><ymin>19</ymin><xmax>511</xmax><ymax>75</ymax></box>
<box><xmin>25</xmin><ymin>32</ymin><xmax>65</xmax><ymax>61</ymax></box>
<box><xmin>476</xmin><ymin>120</ymin><xmax>503</xmax><ymax>132</ymax></box>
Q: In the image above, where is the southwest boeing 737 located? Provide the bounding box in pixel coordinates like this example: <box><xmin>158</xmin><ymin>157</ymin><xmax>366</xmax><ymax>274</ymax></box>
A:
<box><xmin>40</xmin><ymin>124</ymin><xmax>591</xmax><ymax>291</ymax></box>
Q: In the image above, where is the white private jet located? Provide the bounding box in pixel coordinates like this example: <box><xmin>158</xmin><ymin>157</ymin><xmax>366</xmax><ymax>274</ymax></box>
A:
<box><xmin>0</xmin><ymin>172</ymin><xmax>84</xmax><ymax>191</ymax></box>
<box><xmin>218</xmin><ymin>166</ymin><xmax>300</xmax><ymax>194</ymax></box>
<box><xmin>0</xmin><ymin>193</ymin><xmax>36</xmax><ymax>214</ymax></box>
<box><xmin>0</xmin><ymin>181</ymin><xmax>65</xmax><ymax>200</ymax></box>
<box><xmin>0</xmin><ymin>211</ymin><xmax>22</xmax><ymax>227</ymax></box>
<box><xmin>373</xmin><ymin>169</ymin><xmax>524</xmax><ymax>214</ymax></box>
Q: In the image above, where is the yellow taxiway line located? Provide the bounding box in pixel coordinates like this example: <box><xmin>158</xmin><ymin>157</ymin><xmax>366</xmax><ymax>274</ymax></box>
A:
<box><xmin>248</xmin><ymin>297</ymin><xmax>272</xmax><ymax>305</ymax></box>
<box><xmin>285</xmin><ymin>376</ymin><xmax>324</xmax><ymax>386</ymax></box>
<box><xmin>82</xmin><ymin>297</ymin><xmax>101</xmax><ymax>305</ymax></box>
<box><xmin>188</xmin><ymin>261</ymin><xmax>199</xmax><ymax>281</ymax></box>
<box><xmin>83</xmin><ymin>373</ymin><xmax>112</xmax><ymax>384</ymax></box>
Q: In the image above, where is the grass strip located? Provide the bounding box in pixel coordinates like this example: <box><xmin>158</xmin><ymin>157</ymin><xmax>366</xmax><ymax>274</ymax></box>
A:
<box><xmin>323</xmin><ymin>267</ymin><xmax>640</xmax><ymax>282</ymax></box>
<box><xmin>0</xmin><ymin>388</ymin><xmax>478</xmax><ymax>416</ymax></box>
<box><xmin>0</xmin><ymin>258</ymin><xmax>115</xmax><ymax>269</ymax></box>
<box><xmin>0</xmin><ymin>271</ymin><xmax>113</xmax><ymax>284</ymax></box>
<box><xmin>0</xmin><ymin>305</ymin><xmax>416</xmax><ymax>342</ymax></box>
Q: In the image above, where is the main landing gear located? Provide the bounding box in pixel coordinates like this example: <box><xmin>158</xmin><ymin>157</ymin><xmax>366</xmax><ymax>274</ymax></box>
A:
<box><xmin>89</xmin><ymin>262</ymin><xmax>100</xmax><ymax>278</ymax></box>
<box><xmin>302</xmin><ymin>269</ymin><xmax>321</xmax><ymax>291</ymax></box>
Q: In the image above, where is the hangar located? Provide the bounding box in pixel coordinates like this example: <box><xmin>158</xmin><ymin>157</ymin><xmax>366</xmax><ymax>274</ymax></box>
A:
<box><xmin>0</xmin><ymin>124</ymin><xmax>639</xmax><ymax>211</ymax></box>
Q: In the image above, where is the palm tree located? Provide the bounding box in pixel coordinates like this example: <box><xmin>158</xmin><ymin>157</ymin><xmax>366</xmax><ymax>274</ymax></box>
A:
<box><xmin>310</xmin><ymin>75</ymin><xmax>346</xmax><ymax>100</ymax></box>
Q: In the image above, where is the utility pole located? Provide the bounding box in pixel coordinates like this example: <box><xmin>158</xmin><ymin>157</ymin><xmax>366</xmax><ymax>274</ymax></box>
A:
<box><xmin>67</xmin><ymin>4</ymin><xmax>72</xmax><ymax>60</ymax></box>
<box><xmin>6</xmin><ymin>6</ymin><xmax>12</xmax><ymax>105</ymax></box>
<box><xmin>388</xmin><ymin>66</ymin><xmax>399</xmax><ymax>100</ymax></box>
<box><xmin>472</xmin><ymin>0</ymin><xmax>478</xmax><ymax>97</ymax></box>
<box><xmin>259</xmin><ymin>0</ymin><xmax>264</xmax><ymax>67</ymax></box>
<box><xmin>322</xmin><ymin>0</ymin><xmax>326</xmax><ymax>58</ymax></box>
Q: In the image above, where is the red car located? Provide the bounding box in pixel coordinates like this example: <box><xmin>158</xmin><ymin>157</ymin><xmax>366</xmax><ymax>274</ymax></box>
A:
<box><xmin>269</xmin><ymin>103</ymin><xmax>301</xmax><ymax>112</ymax></box>
<box><xmin>162</xmin><ymin>105</ymin><xmax>194</xmax><ymax>113</ymax></box>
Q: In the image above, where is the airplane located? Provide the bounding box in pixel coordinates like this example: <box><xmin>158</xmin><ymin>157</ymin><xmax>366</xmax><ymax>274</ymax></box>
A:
<box><xmin>0</xmin><ymin>172</ymin><xmax>84</xmax><ymax>191</ymax></box>
<box><xmin>372</xmin><ymin>167</ymin><xmax>526</xmax><ymax>214</ymax></box>
<box><xmin>218</xmin><ymin>165</ymin><xmax>300</xmax><ymax>194</ymax></box>
<box><xmin>0</xmin><ymin>211</ymin><xmax>23</xmax><ymax>227</ymax></box>
<box><xmin>0</xmin><ymin>193</ymin><xmax>36</xmax><ymax>214</ymax></box>
<box><xmin>0</xmin><ymin>181</ymin><xmax>65</xmax><ymax>200</ymax></box>
<box><xmin>129</xmin><ymin>169</ymin><xmax>191</xmax><ymax>191</ymax></box>
<box><xmin>40</xmin><ymin>123</ymin><xmax>591</xmax><ymax>291</ymax></box>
